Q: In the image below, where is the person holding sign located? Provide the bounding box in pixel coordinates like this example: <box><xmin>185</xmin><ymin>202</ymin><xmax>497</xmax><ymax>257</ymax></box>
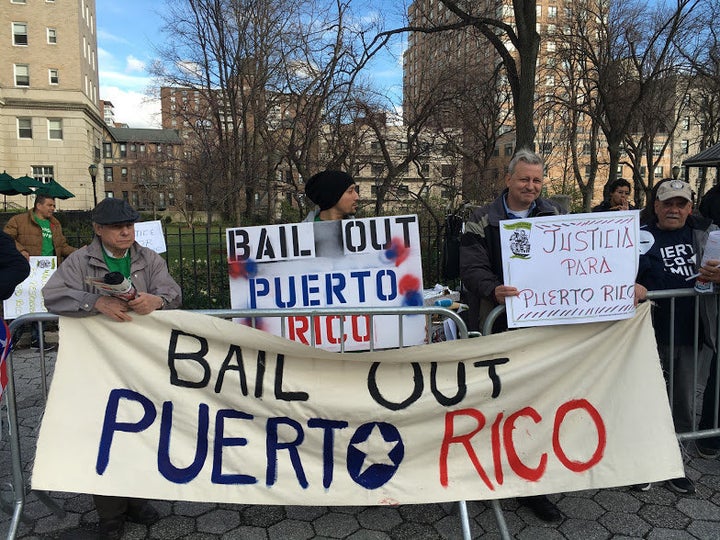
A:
<box><xmin>4</xmin><ymin>194</ymin><xmax>77</xmax><ymax>349</ymax></box>
<box><xmin>592</xmin><ymin>178</ymin><xmax>636</xmax><ymax>212</ymax></box>
<box><xmin>302</xmin><ymin>169</ymin><xmax>359</xmax><ymax>221</ymax></box>
<box><xmin>459</xmin><ymin>148</ymin><xmax>565</xmax><ymax>522</ymax></box>
<box><xmin>459</xmin><ymin>148</ymin><xmax>565</xmax><ymax>333</ymax></box>
<box><xmin>635</xmin><ymin>179</ymin><xmax>720</xmax><ymax>494</ymax></box>
<box><xmin>42</xmin><ymin>198</ymin><xmax>181</xmax><ymax>539</ymax></box>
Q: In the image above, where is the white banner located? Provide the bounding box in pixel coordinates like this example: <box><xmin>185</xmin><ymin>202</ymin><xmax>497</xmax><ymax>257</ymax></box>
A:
<box><xmin>226</xmin><ymin>216</ymin><xmax>426</xmax><ymax>351</ymax></box>
<box><xmin>33</xmin><ymin>303</ymin><xmax>683</xmax><ymax>505</ymax></box>
<box><xmin>501</xmin><ymin>211</ymin><xmax>640</xmax><ymax>327</ymax></box>
<box><xmin>3</xmin><ymin>256</ymin><xmax>56</xmax><ymax>318</ymax></box>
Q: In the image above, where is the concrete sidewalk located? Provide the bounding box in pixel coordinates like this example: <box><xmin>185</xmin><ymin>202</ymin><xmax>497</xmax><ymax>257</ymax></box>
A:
<box><xmin>2</xmin><ymin>347</ymin><xmax>720</xmax><ymax>539</ymax></box>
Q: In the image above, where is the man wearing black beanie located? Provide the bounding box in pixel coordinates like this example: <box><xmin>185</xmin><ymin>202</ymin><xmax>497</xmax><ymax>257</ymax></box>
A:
<box><xmin>303</xmin><ymin>170</ymin><xmax>358</xmax><ymax>221</ymax></box>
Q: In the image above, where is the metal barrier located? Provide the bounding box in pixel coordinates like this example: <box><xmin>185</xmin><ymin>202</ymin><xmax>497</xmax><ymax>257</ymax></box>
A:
<box><xmin>1</xmin><ymin>306</ymin><xmax>484</xmax><ymax>540</ymax></box>
<box><xmin>483</xmin><ymin>288</ymin><xmax>720</xmax><ymax>446</ymax></box>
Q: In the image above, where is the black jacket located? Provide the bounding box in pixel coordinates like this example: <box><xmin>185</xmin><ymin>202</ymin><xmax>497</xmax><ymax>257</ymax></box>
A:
<box><xmin>459</xmin><ymin>190</ymin><xmax>565</xmax><ymax>332</ymax></box>
<box><xmin>0</xmin><ymin>230</ymin><xmax>30</xmax><ymax>301</ymax></box>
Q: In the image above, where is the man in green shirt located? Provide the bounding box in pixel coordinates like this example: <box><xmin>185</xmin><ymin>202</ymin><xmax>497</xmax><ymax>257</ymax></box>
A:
<box><xmin>3</xmin><ymin>194</ymin><xmax>76</xmax><ymax>349</ymax></box>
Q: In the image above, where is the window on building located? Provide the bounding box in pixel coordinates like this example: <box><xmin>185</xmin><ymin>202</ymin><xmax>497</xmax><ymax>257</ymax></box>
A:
<box><xmin>370</xmin><ymin>141</ymin><xmax>381</xmax><ymax>151</ymax></box>
<box><xmin>14</xmin><ymin>64</ymin><xmax>29</xmax><ymax>86</ymax></box>
<box><xmin>546</xmin><ymin>75</ymin><xmax>555</xmax><ymax>86</ymax></box>
<box><xmin>104</xmin><ymin>167</ymin><xmax>113</xmax><ymax>182</ymax></box>
<box><xmin>32</xmin><ymin>166</ymin><xmax>54</xmax><ymax>184</ymax></box>
<box><xmin>584</xmin><ymin>166</ymin><xmax>591</xmax><ymax>179</ymax></box>
<box><xmin>105</xmin><ymin>191</ymin><xmax>114</xmax><ymax>199</ymax></box>
<box><xmin>371</xmin><ymin>163</ymin><xmax>383</xmax><ymax>175</ymax></box>
<box><xmin>492</xmin><ymin>147</ymin><xmax>500</xmax><ymax>157</ymax></box>
<box><xmin>546</xmin><ymin>41</ymin><xmax>556</xmax><ymax>52</ymax></box>
<box><xmin>654</xmin><ymin>166</ymin><xmax>663</xmax><ymax>178</ymax></box>
<box><xmin>48</xmin><ymin>119</ymin><xmax>63</xmax><ymax>140</ymax></box>
<box><xmin>617</xmin><ymin>165</ymin><xmax>623</xmax><ymax>175</ymax></box>
<box><xmin>130</xmin><ymin>143</ymin><xmax>137</xmax><ymax>152</ymax></box>
<box><xmin>139</xmin><ymin>144</ymin><xmax>146</xmax><ymax>153</ymax></box>
<box><xmin>682</xmin><ymin>140</ymin><xmax>689</xmax><ymax>154</ymax></box>
<box><xmin>119</xmin><ymin>143</ymin><xmax>127</xmax><ymax>157</ymax></box>
<box><xmin>103</xmin><ymin>143</ymin><xmax>112</xmax><ymax>158</ymax></box>
<box><xmin>11</xmin><ymin>0</ymin><xmax>28</xmax><ymax>4</ymax></box>
<box><xmin>122</xmin><ymin>191</ymin><xmax>129</xmax><ymax>201</ymax></box>
<box><xmin>541</xmin><ymin>142</ymin><xmax>553</xmax><ymax>153</ymax></box>
<box><xmin>48</xmin><ymin>68</ymin><xmax>59</xmax><ymax>84</ymax></box>
<box><xmin>441</xmin><ymin>164</ymin><xmax>457</xmax><ymax>177</ymax></box>
<box><xmin>652</xmin><ymin>143</ymin><xmax>664</xmax><ymax>156</ymax></box>
<box><xmin>505</xmin><ymin>144</ymin><xmax>514</xmax><ymax>156</ymax></box>
<box><xmin>121</xmin><ymin>167</ymin><xmax>128</xmax><ymax>177</ymax></box>
<box><xmin>397</xmin><ymin>185</ymin><xmax>410</xmax><ymax>196</ymax></box>
<box><xmin>131</xmin><ymin>192</ymin><xmax>139</xmax><ymax>207</ymax></box>
<box><xmin>18</xmin><ymin>118</ymin><xmax>32</xmax><ymax>139</ymax></box>
<box><xmin>582</xmin><ymin>143</ymin><xmax>591</xmax><ymax>155</ymax></box>
<box><xmin>158</xmin><ymin>193</ymin><xmax>166</xmax><ymax>209</ymax></box>
<box><xmin>548</xmin><ymin>5</ymin><xmax>557</xmax><ymax>18</ymax></box>
<box><xmin>13</xmin><ymin>23</ymin><xmax>28</xmax><ymax>46</ymax></box>
<box><xmin>47</xmin><ymin>28</ymin><xmax>57</xmax><ymax>44</ymax></box>
<box><xmin>168</xmin><ymin>192</ymin><xmax>175</xmax><ymax>207</ymax></box>
<box><xmin>419</xmin><ymin>163</ymin><xmax>430</xmax><ymax>174</ymax></box>
<box><xmin>683</xmin><ymin>116</ymin><xmax>690</xmax><ymax>130</ymax></box>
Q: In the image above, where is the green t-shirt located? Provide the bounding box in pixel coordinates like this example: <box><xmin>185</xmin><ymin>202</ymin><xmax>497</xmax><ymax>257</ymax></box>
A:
<box><xmin>33</xmin><ymin>215</ymin><xmax>54</xmax><ymax>256</ymax></box>
<box><xmin>102</xmin><ymin>250</ymin><xmax>131</xmax><ymax>279</ymax></box>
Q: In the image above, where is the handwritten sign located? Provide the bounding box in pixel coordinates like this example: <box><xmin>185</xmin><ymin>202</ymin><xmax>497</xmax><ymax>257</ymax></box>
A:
<box><xmin>226</xmin><ymin>216</ymin><xmax>426</xmax><ymax>351</ymax></box>
<box><xmin>134</xmin><ymin>221</ymin><xmax>166</xmax><ymax>254</ymax></box>
<box><xmin>500</xmin><ymin>212</ymin><xmax>639</xmax><ymax>328</ymax></box>
<box><xmin>32</xmin><ymin>304</ymin><xmax>683</xmax><ymax>504</ymax></box>
<box><xmin>2</xmin><ymin>256</ymin><xmax>56</xmax><ymax>318</ymax></box>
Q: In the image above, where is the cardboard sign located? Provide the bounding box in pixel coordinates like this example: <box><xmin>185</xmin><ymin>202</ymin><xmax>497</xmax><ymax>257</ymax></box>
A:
<box><xmin>32</xmin><ymin>304</ymin><xmax>683</xmax><ymax>505</ymax></box>
<box><xmin>500</xmin><ymin>212</ymin><xmax>639</xmax><ymax>327</ymax></box>
<box><xmin>2</xmin><ymin>256</ymin><xmax>56</xmax><ymax>318</ymax></box>
<box><xmin>134</xmin><ymin>221</ymin><xmax>167</xmax><ymax>254</ymax></box>
<box><xmin>226</xmin><ymin>216</ymin><xmax>426</xmax><ymax>351</ymax></box>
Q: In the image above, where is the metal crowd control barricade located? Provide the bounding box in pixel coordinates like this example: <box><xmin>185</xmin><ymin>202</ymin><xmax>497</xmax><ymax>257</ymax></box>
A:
<box><xmin>2</xmin><ymin>306</ymin><xmax>489</xmax><ymax>540</ymax></box>
<box><xmin>482</xmin><ymin>288</ymin><xmax>720</xmax><ymax>539</ymax></box>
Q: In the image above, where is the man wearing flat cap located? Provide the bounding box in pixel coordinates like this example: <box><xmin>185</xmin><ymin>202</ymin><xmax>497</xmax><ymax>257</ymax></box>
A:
<box><xmin>42</xmin><ymin>198</ymin><xmax>181</xmax><ymax>538</ymax></box>
<box><xmin>635</xmin><ymin>179</ymin><xmax>720</xmax><ymax>494</ymax></box>
<box><xmin>303</xmin><ymin>169</ymin><xmax>359</xmax><ymax>221</ymax></box>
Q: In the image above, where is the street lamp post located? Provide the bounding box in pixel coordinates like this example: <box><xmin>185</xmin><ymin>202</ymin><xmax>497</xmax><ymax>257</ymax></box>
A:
<box><xmin>88</xmin><ymin>163</ymin><xmax>98</xmax><ymax>206</ymax></box>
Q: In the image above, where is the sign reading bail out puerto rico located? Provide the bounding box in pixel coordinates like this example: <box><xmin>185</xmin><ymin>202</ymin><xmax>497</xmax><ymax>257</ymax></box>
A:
<box><xmin>500</xmin><ymin>211</ymin><xmax>639</xmax><ymax>328</ymax></box>
<box><xmin>226</xmin><ymin>215</ymin><xmax>426</xmax><ymax>351</ymax></box>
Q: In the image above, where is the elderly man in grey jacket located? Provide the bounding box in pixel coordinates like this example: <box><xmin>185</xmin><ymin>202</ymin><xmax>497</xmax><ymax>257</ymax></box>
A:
<box><xmin>42</xmin><ymin>197</ymin><xmax>181</xmax><ymax>539</ymax></box>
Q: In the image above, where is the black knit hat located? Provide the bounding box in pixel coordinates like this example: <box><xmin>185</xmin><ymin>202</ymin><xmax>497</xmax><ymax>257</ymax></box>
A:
<box><xmin>92</xmin><ymin>198</ymin><xmax>140</xmax><ymax>224</ymax></box>
<box><xmin>305</xmin><ymin>170</ymin><xmax>355</xmax><ymax>211</ymax></box>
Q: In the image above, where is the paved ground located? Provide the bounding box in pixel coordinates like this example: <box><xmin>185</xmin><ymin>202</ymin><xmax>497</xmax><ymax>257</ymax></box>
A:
<box><xmin>2</xmin><ymin>344</ymin><xmax>720</xmax><ymax>539</ymax></box>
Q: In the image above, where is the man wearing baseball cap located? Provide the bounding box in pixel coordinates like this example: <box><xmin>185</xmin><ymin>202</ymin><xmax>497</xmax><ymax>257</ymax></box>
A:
<box><xmin>635</xmin><ymin>179</ymin><xmax>720</xmax><ymax>494</ymax></box>
<box><xmin>42</xmin><ymin>198</ymin><xmax>181</xmax><ymax>538</ymax></box>
<box><xmin>302</xmin><ymin>170</ymin><xmax>359</xmax><ymax>221</ymax></box>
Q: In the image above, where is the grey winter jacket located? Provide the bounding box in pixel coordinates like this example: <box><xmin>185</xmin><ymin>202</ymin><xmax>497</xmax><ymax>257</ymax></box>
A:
<box><xmin>42</xmin><ymin>236</ymin><xmax>181</xmax><ymax>316</ymax></box>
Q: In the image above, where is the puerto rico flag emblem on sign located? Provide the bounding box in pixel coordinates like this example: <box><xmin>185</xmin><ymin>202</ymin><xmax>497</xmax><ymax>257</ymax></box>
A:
<box><xmin>0</xmin><ymin>318</ymin><xmax>11</xmax><ymax>400</ymax></box>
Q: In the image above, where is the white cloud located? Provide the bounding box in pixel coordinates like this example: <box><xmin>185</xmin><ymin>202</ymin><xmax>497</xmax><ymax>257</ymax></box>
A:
<box><xmin>101</xmin><ymin>86</ymin><xmax>160</xmax><ymax>129</ymax></box>
<box><xmin>126</xmin><ymin>55</ymin><xmax>146</xmax><ymax>73</ymax></box>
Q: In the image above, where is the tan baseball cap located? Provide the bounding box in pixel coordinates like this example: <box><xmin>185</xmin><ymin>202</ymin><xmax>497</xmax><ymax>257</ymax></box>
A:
<box><xmin>656</xmin><ymin>180</ymin><xmax>693</xmax><ymax>202</ymax></box>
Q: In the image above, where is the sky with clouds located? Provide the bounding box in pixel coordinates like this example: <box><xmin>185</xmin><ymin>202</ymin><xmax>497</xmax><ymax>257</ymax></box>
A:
<box><xmin>96</xmin><ymin>0</ymin><xmax>407</xmax><ymax>129</ymax></box>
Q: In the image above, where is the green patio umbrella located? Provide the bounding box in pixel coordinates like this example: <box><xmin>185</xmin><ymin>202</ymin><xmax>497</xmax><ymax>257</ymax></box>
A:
<box><xmin>12</xmin><ymin>175</ymin><xmax>43</xmax><ymax>194</ymax></box>
<box><xmin>0</xmin><ymin>171</ymin><xmax>21</xmax><ymax>210</ymax></box>
<box><xmin>0</xmin><ymin>171</ymin><xmax>21</xmax><ymax>195</ymax></box>
<box><xmin>11</xmin><ymin>175</ymin><xmax>43</xmax><ymax>209</ymax></box>
<box><xmin>35</xmin><ymin>179</ymin><xmax>75</xmax><ymax>199</ymax></box>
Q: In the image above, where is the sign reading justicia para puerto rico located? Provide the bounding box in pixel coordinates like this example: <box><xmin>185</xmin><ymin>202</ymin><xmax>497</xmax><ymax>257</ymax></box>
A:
<box><xmin>500</xmin><ymin>211</ymin><xmax>639</xmax><ymax>328</ymax></box>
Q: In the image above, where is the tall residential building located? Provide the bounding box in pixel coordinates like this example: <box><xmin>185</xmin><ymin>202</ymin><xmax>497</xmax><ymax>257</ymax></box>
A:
<box><xmin>0</xmin><ymin>0</ymin><xmax>105</xmax><ymax>210</ymax></box>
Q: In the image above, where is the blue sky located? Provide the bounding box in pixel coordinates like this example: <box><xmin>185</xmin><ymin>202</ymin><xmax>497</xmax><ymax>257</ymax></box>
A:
<box><xmin>96</xmin><ymin>0</ymin><xmax>408</xmax><ymax>128</ymax></box>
